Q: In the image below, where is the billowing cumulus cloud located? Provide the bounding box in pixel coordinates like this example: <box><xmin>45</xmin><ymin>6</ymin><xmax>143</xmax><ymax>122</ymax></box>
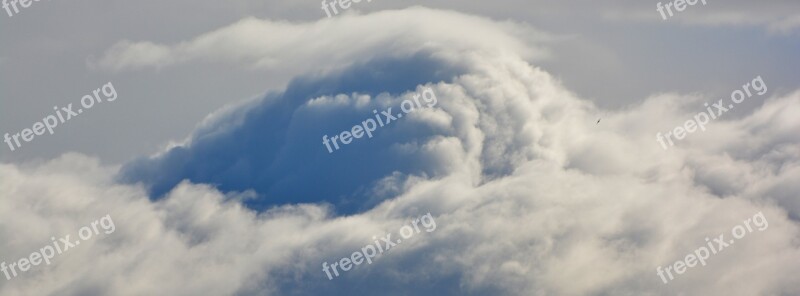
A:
<box><xmin>3</xmin><ymin>7</ymin><xmax>800</xmax><ymax>296</ymax></box>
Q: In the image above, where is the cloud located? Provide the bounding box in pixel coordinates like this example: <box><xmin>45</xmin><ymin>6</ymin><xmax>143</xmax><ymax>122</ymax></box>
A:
<box><xmin>599</xmin><ymin>0</ymin><xmax>800</xmax><ymax>34</ymax></box>
<box><xmin>3</xmin><ymin>6</ymin><xmax>800</xmax><ymax>296</ymax></box>
<box><xmin>92</xmin><ymin>7</ymin><xmax>551</xmax><ymax>73</ymax></box>
<box><xmin>768</xmin><ymin>15</ymin><xmax>800</xmax><ymax>34</ymax></box>
<box><xmin>119</xmin><ymin>51</ymin><xmax>467</xmax><ymax>214</ymax></box>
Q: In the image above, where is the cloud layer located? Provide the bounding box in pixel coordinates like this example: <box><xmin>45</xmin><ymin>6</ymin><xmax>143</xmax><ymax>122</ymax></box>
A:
<box><xmin>2</xmin><ymin>7</ymin><xmax>800</xmax><ymax>296</ymax></box>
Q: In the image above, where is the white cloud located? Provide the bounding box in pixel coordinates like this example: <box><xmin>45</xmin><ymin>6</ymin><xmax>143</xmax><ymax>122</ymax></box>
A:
<box><xmin>3</xmin><ymin>7</ymin><xmax>800</xmax><ymax>296</ymax></box>
<box><xmin>92</xmin><ymin>7</ymin><xmax>552</xmax><ymax>74</ymax></box>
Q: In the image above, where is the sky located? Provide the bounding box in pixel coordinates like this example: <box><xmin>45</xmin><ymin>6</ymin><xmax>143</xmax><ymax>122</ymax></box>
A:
<box><xmin>1</xmin><ymin>1</ymin><xmax>799</xmax><ymax>295</ymax></box>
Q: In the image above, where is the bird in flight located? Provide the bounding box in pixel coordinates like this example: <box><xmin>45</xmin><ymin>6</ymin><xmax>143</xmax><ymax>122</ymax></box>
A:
<box><xmin>596</xmin><ymin>118</ymin><xmax>601</xmax><ymax>124</ymax></box>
